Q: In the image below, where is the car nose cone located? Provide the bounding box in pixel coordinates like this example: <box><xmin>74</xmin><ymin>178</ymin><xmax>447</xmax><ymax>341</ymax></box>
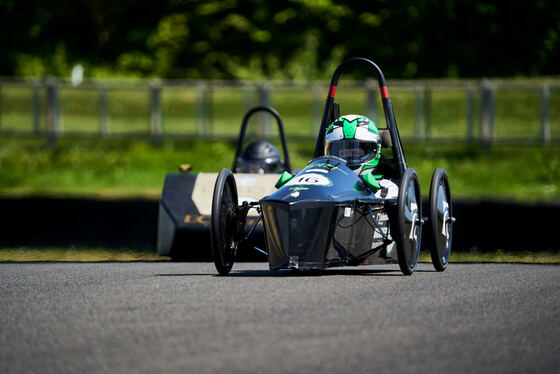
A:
<box><xmin>261</xmin><ymin>201</ymin><xmax>339</xmax><ymax>269</ymax></box>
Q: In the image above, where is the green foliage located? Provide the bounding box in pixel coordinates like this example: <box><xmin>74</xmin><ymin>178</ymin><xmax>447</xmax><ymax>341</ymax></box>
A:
<box><xmin>149</xmin><ymin>13</ymin><xmax>190</xmax><ymax>76</ymax></box>
<box><xmin>15</xmin><ymin>44</ymin><xmax>72</xmax><ymax>77</ymax></box>
<box><xmin>2</xmin><ymin>0</ymin><xmax>559</xmax><ymax>79</ymax></box>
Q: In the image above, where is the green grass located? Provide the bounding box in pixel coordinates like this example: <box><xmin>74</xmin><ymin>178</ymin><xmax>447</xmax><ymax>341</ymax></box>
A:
<box><xmin>0</xmin><ymin>247</ymin><xmax>166</xmax><ymax>262</ymax></box>
<box><xmin>0</xmin><ymin>136</ymin><xmax>558</xmax><ymax>201</ymax></box>
<box><xmin>418</xmin><ymin>250</ymin><xmax>560</xmax><ymax>264</ymax></box>
<box><xmin>1</xmin><ymin>247</ymin><xmax>558</xmax><ymax>263</ymax></box>
<box><xmin>0</xmin><ymin>136</ymin><xmax>237</xmax><ymax>198</ymax></box>
<box><xmin>409</xmin><ymin>142</ymin><xmax>559</xmax><ymax>201</ymax></box>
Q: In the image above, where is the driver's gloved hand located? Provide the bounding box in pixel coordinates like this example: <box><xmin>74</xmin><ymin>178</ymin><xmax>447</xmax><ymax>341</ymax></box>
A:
<box><xmin>361</xmin><ymin>172</ymin><xmax>383</xmax><ymax>191</ymax></box>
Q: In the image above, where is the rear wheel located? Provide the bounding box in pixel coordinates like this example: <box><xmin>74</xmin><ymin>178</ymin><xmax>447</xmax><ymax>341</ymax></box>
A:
<box><xmin>395</xmin><ymin>168</ymin><xmax>422</xmax><ymax>275</ymax></box>
<box><xmin>211</xmin><ymin>169</ymin><xmax>239</xmax><ymax>275</ymax></box>
<box><xmin>428</xmin><ymin>168</ymin><xmax>453</xmax><ymax>271</ymax></box>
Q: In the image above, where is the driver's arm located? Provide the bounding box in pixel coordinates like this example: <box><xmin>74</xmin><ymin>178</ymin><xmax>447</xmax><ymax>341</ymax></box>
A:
<box><xmin>361</xmin><ymin>172</ymin><xmax>383</xmax><ymax>191</ymax></box>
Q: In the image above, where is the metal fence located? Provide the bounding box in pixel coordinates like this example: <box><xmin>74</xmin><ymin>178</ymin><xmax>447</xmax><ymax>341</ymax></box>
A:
<box><xmin>0</xmin><ymin>77</ymin><xmax>559</xmax><ymax>144</ymax></box>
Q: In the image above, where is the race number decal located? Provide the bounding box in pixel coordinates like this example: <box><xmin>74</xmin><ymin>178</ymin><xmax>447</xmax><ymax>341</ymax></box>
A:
<box><xmin>285</xmin><ymin>173</ymin><xmax>332</xmax><ymax>187</ymax></box>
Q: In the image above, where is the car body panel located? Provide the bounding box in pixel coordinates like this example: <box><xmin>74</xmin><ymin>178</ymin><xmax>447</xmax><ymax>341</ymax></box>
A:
<box><xmin>260</xmin><ymin>157</ymin><xmax>397</xmax><ymax>270</ymax></box>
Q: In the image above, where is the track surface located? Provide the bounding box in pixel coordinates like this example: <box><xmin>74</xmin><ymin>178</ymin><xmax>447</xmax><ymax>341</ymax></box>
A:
<box><xmin>1</xmin><ymin>262</ymin><xmax>559</xmax><ymax>374</ymax></box>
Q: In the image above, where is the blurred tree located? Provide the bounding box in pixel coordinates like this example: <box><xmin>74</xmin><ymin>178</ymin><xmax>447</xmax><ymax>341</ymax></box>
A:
<box><xmin>0</xmin><ymin>0</ymin><xmax>558</xmax><ymax>79</ymax></box>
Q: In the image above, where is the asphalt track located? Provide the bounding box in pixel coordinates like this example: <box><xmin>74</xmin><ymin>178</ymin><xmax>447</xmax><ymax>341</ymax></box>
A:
<box><xmin>1</xmin><ymin>262</ymin><xmax>559</xmax><ymax>374</ymax></box>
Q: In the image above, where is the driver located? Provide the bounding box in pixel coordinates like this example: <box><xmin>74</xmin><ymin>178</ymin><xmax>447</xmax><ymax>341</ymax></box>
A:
<box><xmin>324</xmin><ymin>114</ymin><xmax>398</xmax><ymax>198</ymax></box>
<box><xmin>236</xmin><ymin>140</ymin><xmax>284</xmax><ymax>174</ymax></box>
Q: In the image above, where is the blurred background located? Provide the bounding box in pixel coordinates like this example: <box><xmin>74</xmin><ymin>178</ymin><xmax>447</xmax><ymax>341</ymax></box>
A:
<box><xmin>0</xmin><ymin>0</ymin><xmax>559</xmax><ymax>199</ymax></box>
<box><xmin>2</xmin><ymin>0</ymin><xmax>560</xmax><ymax>79</ymax></box>
<box><xmin>0</xmin><ymin>0</ymin><xmax>558</xmax><ymax>260</ymax></box>
<box><xmin>0</xmin><ymin>0</ymin><xmax>558</xmax><ymax>199</ymax></box>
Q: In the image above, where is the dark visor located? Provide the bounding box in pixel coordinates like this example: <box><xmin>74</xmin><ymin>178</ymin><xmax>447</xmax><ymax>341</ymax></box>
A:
<box><xmin>242</xmin><ymin>159</ymin><xmax>284</xmax><ymax>174</ymax></box>
<box><xmin>326</xmin><ymin>139</ymin><xmax>378</xmax><ymax>169</ymax></box>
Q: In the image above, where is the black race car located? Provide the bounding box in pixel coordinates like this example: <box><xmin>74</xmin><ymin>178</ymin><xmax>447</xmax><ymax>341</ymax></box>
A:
<box><xmin>211</xmin><ymin>57</ymin><xmax>455</xmax><ymax>275</ymax></box>
<box><xmin>157</xmin><ymin>106</ymin><xmax>291</xmax><ymax>260</ymax></box>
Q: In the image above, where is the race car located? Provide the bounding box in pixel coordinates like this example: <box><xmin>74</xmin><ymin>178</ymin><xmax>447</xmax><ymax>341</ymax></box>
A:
<box><xmin>157</xmin><ymin>106</ymin><xmax>291</xmax><ymax>260</ymax></box>
<box><xmin>211</xmin><ymin>57</ymin><xmax>455</xmax><ymax>275</ymax></box>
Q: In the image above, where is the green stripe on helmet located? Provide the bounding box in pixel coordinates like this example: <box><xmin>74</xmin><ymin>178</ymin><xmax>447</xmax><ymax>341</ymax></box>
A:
<box><xmin>368</xmin><ymin>122</ymin><xmax>379</xmax><ymax>135</ymax></box>
<box><xmin>342</xmin><ymin>118</ymin><xmax>358</xmax><ymax>138</ymax></box>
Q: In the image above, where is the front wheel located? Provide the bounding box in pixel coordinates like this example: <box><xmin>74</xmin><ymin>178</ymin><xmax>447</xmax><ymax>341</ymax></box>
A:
<box><xmin>395</xmin><ymin>168</ymin><xmax>422</xmax><ymax>275</ymax></box>
<box><xmin>428</xmin><ymin>168</ymin><xmax>454</xmax><ymax>271</ymax></box>
<box><xmin>211</xmin><ymin>169</ymin><xmax>239</xmax><ymax>275</ymax></box>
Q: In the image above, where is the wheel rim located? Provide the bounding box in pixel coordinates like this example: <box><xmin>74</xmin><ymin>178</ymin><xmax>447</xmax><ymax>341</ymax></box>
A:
<box><xmin>403</xmin><ymin>178</ymin><xmax>421</xmax><ymax>268</ymax></box>
<box><xmin>218</xmin><ymin>179</ymin><xmax>237</xmax><ymax>268</ymax></box>
<box><xmin>435</xmin><ymin>179</ymin><xmax>452</xmax><ymax>266</ymax></box>
<box><xmin>396</xmin><ymin>169</ymin><xmax>422</xmax><ymax>275</ymax></box>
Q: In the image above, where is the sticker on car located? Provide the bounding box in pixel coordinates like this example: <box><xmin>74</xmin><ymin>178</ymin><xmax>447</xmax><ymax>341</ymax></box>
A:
<box><xmin>284</xmin><ymin>173</ymin><xmax>333</xmax><ymax>187</ymax></box>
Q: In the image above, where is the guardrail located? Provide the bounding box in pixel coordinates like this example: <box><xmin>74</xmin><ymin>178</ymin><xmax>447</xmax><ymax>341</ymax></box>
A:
<box><xmin>0</xmin><ymin>77</ymin><xmax>558</xmax><ymax>144</ymax></box>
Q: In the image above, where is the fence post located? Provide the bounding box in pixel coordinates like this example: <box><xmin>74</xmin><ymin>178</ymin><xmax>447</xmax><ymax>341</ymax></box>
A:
<box><xmin>207</xmin><ymin>86</ymin><xmax>214</xmax><ymax>135</ymax></box>
<box><xmin>258</xmin><ymin>84</ymin><xmax>271</xmax><ymax>138</ymax></box>
<box><xmin>414</xmin><ymin>85</ymin><xmax>424</xmax><ymax>140</ymax></box>
<box><xmin>99</xmin><ymin>84</ymin><xmax>109</xmax><ymax>136</ymax></box>
<box><xmin>480</xmin><ymin>79</ymin><xmax>495</xmax><ymax>148</ymax></box>
<box><xmin>243</xmin><ymin>84</ymin><xmax>255</xmax><ymax>113</ymax></box>
<box><xmin>150</xmin><ymin>82</ymin><xmax>162</xmax><ymax>138</ymax></box>
<box><xmin>424</xmin><ymin>86</ymin><xmax>432</xmax><ymax>140</ymax></box>
<box><xmin>32</xmin><ymin>81</ymin><xmax>40</xmax><ymax>134</ymax></box>
<box><xmin>365</xmin><ymin>79</ymin><xmax>378</xmax><ymax>124</ymax></box>
<box><xmin>196</xmin><ymin>82</ymin><xmax>208</xmax><ymax>136</ymax></box>
<box><xmin>45</xmin><ymin>77</ymin><xmax>60</xmax><ymax>144</ymax></box>
<box><xmin>466</xmin><ymin>84</ymin><xmax>475</xmax><ymax>141</ymax></box>
<box><xmin>540</xmin><ymin>85</ymin><xmax>550</xmax><ymax>144</ymax></box>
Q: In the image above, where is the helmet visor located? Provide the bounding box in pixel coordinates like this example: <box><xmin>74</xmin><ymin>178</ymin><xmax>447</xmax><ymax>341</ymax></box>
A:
<box><xmin>325</xmin><ymin>139</ymin><xmax>378</xmax><ymax>169</ymax></box>
<box><xmin>241</xmin><ymin>158</ymin><xmax>284</xmax><ymax>174</ymax></box>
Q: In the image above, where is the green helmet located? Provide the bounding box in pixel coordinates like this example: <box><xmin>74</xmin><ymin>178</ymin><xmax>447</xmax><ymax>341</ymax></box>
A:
<box><xmin>324</xmin><ymin>115</ymin><xmax>381</xmax><ymax>175</ymax></box>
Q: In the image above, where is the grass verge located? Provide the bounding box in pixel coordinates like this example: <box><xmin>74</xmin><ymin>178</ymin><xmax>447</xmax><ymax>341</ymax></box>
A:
<box><xmin>1</xmin><ymin>247</ymin><xmax>558</xmax><ymax>264</ymax></box>
<box><xmin>418</xmin><ymin>250</ymin><xmax>560</xmax><ymax>264</ymax></box>
<box><xmin>0</xmin><ymin>136</ymin><xmax>558</xmax><ymax>201</ymax></box>
<box><xmin>0</xmin><ymin>247</ymin><xmax>167</xmax><ymax>262</ymax></box>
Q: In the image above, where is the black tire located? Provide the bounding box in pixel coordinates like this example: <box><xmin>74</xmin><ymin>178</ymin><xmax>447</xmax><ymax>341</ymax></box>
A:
<box><xmin>395</xmin><ymin>168</ymin><xmax>422</xmax><ymax>275</ymax></box>
<box><xmin>428</xmin><ymin>168</ymin><xmax>453</xmax><ymax>271</ymax></box>
<box><xmin>211</xmin><ymin>169</ymin><xmax>239</xmax><ymax>275</ymax></box>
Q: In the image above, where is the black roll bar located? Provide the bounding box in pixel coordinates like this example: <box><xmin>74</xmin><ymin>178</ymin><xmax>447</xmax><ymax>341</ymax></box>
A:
<box><xmin>313</xmin><ymin>57</ymin><xmax>407</xmax><ymax>177</ymax></box>
<box><xmin>233</xmin><ymin>106</ymin><xmax>292</xmax><ymax>173</ymax></box>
